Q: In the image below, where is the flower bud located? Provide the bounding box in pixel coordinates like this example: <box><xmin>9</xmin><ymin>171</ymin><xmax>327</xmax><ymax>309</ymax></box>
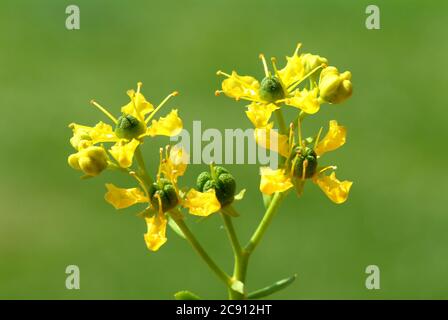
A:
<box><xmin>115</xmin><ymin>114</ymin><xmax>146</xmax><ymax>140</ymax></box>
<box><xmin>259</xmin><ymin>76</ymin><xmax>285</xmax><ymax>102</ymax></box>
<box><xmin>289</xmin><ymin>146</ymin><xmax>318</xmax><ymax>179</ymax></box>
<box><xmin>149</xmin><ymin>179</ymin><xmax>179</xmax><ymax>212</ymax></box>
<box><xmin>196</xmin><ymin>166</ymin><xmax>236</xmax><ymax>207</ymax></box>
<box><xmin>301</xmin><ymin>53</ymin><xmax>328</xmax><ymax>74</ymax></box>
<box><xmin>318</xmin><ymin>66</ymin><xmax>352</xmax><ymax>104</ymax></box>
<box><xmin>68</xmin><ymin>146</ymin><xmax>109</xmax><ymax>177</ymax></box>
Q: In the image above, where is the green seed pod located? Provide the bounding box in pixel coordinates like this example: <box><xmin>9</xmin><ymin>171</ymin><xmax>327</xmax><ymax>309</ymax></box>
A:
<box><xmin>290</xmin><ymin>146</ymin><xmax>318</xmax><ymax>179</ymax></box>
<box><xmin>149</xmin><ymin>178</ymin><xmax>179</xmax><ymax>212</ymax></box>
<box><xmin>259</xmin><ymin>76</ymin><xmax>285</xmax><ymax>102</ymax></box>
<box><xmin>196</xmin><ymin>166</ymin><xmax>236</xmax><ymax>207</ymax></box>
<box><xmin>115</xmin><ymin>114</ymin><xmax>146</xmax><ymax>140</ymax></box>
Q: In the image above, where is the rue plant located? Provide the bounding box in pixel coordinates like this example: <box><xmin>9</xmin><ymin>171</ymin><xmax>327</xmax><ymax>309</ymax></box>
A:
<box><xmin>67</xmin><ymin>42</ymin><xmax>353</xmax><ymax>300</ymax></box>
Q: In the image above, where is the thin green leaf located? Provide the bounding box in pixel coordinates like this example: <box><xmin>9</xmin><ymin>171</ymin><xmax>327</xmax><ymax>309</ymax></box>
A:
<box><xmin>248</xmin><ymin>274</ymin><xmax>297</xmax><ymax>299</ymax></box>
<box><xmin>174</xmin><ymin>290</ymin><xmax>201</xmax><ymax>300</ymax></box>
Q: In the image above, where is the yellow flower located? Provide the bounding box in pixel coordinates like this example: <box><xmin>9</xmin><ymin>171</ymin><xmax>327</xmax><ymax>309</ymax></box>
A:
<box><xmin>318</xmin><ymin>66</ymin><xmax>353</xmax><ymax>104</ymax></box>
<box><xmin>68</xmin><ymin>82</ymin><xmax>182</xmax><ymax>169</ymax></box>
<box><xmin>104</xmin><ymin>183</ymin><xmax>148</xmax><ymax>209</ymax></box>
<box><xmin>259</xmin><ymin>120</ymin><xmax>352</xmax><ymax>204</ymax></box>
<box><xmin>216</xmin><ymin>43</ymin><xmax>328</xmax><ymax>115</ymax></box>
<box><xmin>183</xmin><ymin>189</ymin><xmax>221</xmax><ymax>217</ymax></box>
<box><xmin>259</xmin><ymin>167</ymin><xmax>293</xmax><ymax>195</ymax></box>
<box><xmin>144</xmin><ymin>214</ymin><xmax>168</xmax><ymax>252</ymax></box>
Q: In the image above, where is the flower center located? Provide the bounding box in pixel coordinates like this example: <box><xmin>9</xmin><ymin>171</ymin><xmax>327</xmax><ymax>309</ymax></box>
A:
<box><xmin>259</xmin><ymin>76</ymin><xmax>285</xmax><ymax>102</ymax></box>
<box><xmin>149</xmin><ymin>178</ymin><xmax>179</xmax><ymax>212</ymax></box>
<box><xmin>290</xmin><ymin>146</ymin><xmax>318</xmax><ymax>179</ymax></box>
<box><xmin>115</xmin><ymin>114</ymin><xmax>146</xmax><ymax>140</ymax></box>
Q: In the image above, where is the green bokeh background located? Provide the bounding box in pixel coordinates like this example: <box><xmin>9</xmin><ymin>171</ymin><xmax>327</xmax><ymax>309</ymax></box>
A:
<box><xmin>1</xmin><ymin>0</ymin><xmax>447</xmax><ymax>299</ymax></box>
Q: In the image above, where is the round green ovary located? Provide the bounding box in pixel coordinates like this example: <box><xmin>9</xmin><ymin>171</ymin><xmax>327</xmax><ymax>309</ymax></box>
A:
<box><xmin>259</xmin><ymin>76</ymin><xmax>285</xmax><ymax>102</ymax></box>
<box><xmin>291</xmin><ymin>146</ymin><xmax>318</xmax><ymax>179</ymax></box>
<box><xmin>149</xmin><ymin>179</ymin><xmax>178</xmax><ymax>212</ymax></box>
<box><xmin>196</xmin><ymin>166</ymin><xmax>236</xmax><ymax>207</ymax></box>
<box><xmin>115</xmin><ymin>114</ymin><xmax>146</xmax><ymax>140</ymax></box>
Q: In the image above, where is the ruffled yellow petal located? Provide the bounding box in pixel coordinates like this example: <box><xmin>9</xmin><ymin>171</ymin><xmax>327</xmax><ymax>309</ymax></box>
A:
<box><xmin>318</xmin><ymin>66</ymin><xmax>352</xmax><ymax>104</ymax></box>
<box><xmin>104</xmin><ymin>183</ymin><xmax>148</xmax><ymax>209</ymax></box>
<box><xmin>313</xmin><ymin>172</ymin><xmax>352</xmax><ymax>204</ymax></box>
<box><xmin>69</xmin><ymin>122</ymin><xmax>117</xmax><ymax>150</ymax></box>
<box><xmin>254</xmin><ymin>124</ymin><xmax>289</xmax><ymax>157</ymax></box>
<box><xmin>259</xmin><ymin>167</ymin><xmax>293</xmax><ymax>195</ymax></box>
<box><xmin>315</xmin><ymin>120</ymin><xmax>346</xmax><ymax>156</ymax></box>
<box><xmin>301</xmin><ymin>53</ymin><xmax>328</xmax><ymax>75</ymax></box>
<box><xmin>183</xmin><ymin>189</ymin><xmax>221</xmax><ymax>217</ymax></box>
<box><xmin>161</xmin><ymin>145</ymin><xmax>189</xmax><ymax>182</ymax></box>
<box><xmin>147</xmin><ymin>109</ymin><xmax>183</xmax><ymax>137</ymax></box>
<box><xmin>144</xmin><ymin>214</ymin><xmax>168</xmax><ymax>251</ymax></box>
<box><xmin>245</xmin><ymin>103</ymin><xmax>278</xmax><ymax>128</ymax></box>
<box><xmin>285</xmin><ymin>88</ymin><xmax>320</xmax><ymax>114</ymax></box>
<box><xmin>221</xmin><ymin>71</ymin><xmax>260</xmax><ymax>101</ymax></box>
<box><xmin>109</xmin><ymin>139</ymin><xmax>140</xmax><ymax>168</ymax></box>
<box><xmin>121</xmin><ymin>90</ymin><xmax>154</xmax><ymax>119</ymax></box>
<box><xmin>278</xmin><ymin>54</ymin><xmax>305</xmax><ymax>88</ymax></box>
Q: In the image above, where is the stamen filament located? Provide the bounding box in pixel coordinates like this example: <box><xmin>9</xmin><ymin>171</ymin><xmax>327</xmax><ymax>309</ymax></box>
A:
<box><xmin>132</xmin><ymin>82</ymin><xmax>145</xmax><ymax>122</ymax></box>
<box><xmin>314</xmin><ymin>127</ymin><xmax>323</xmax><ymax>149</ymax></box>
<box><xmin>129</xmin><ymin>171</ymin><xmax>151</xmax><ymax>201</ymax></box>
<box><xmin>294</xmin><ymin>43</ymin><xmax>302</xmax><ymax>56</ymax></box>
<box><xmin>259</xmin><ymin>54</ymin><xmax>270</xmax><ymax>77</ymax></box>
<box><xmin>145</xmin><ymin>91</ymin><xmax>179</xmax><ymax>125</ymax></box>
<box><xmin>302</xmin><ymin>159</ymin><xmax>308</xmax><ymax>180</ymax></box>
<box><xmin>287</xmin><ymin>64</ymin><xmax>326</xmax><ymax>92</ymax></box>
<box><xmin>298</xmin><ymin>117</ymin><xmax>303</xmax><ymax>148</ymax></box>
<box><xmin>319</xmin><ymin>166</ymin><xmax>337</xmax><ymax>174</ymax></box>
<box><xmin>216</xmin><ymin>70</ymin><xmax>232</xmax><ymax>78</ymax></box>
<box><xmin>90</xmin><ymin>100</ymin><xmax>118</xmax><ymax>124</ymax></box>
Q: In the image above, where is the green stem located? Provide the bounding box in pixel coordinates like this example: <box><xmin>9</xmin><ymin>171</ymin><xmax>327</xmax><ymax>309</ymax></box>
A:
<box><xmin>134</xmin><ymin>146</ymin><xmax>152</xmax><ymax>186</ymax></box>
<box><xmin>245</xmin><ymin>191</ymin><xmax>287</xmax><ymax>255</ymax></box>
<box><xmin>170</xmin><ymin>213</ymin><xmax>232</xmax><ymax>287</ymax></box>
<box><xmin>274</xmin><ymin>109</ymin><xmax>288</xmax><ymax>135</ymax></box>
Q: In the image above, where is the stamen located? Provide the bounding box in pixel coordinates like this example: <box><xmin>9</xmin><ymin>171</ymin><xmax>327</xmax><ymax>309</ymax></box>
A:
<box><xmin>259</xmin><ymin>54</ymin><xmax>270</xmax><ymax>77</ymax></box>
<box><xmin>154</xmin><ymin>193</ymin><xmax>163</xmax><ymax>216</ymax></box>
<box><xmin>288</xmin><ymin>123</ymin><xmax>294</xmax><ymax>153</ymax></box>
<box><xmin>297</xmin><ymin>117</ymin><xmax>303</xmax><ymax>148</ymax></box>
<box><xmin>157</xmin><ymin>147</ymin><xmax>164</xmax><ymax>181</ymax></box>
<box><xmin>215</xmin><ymin>90</ymin><xmax>223</xmax><ymax>96</ymax></box>
<box><xmin>90</xmin><ymin>100</ymin><xmax>118</xmax><ymax>124</ymax></box>
<box><xmin>129</xmin><ymin>171</ymin><xmax>150</xmax><ymax>201</ymax></box>
<box><xmin>209</xmin><ymin>161</ymin><xmax>217</xmax><ymax>180</ymax></box>
<box><xmin>287</xmin><ymin>63</ymin><xmax>326</xmax><ymax>92</ymax></box>
<box><xmin>319</xmin><ymin>166</ymin><xmax>337</xmax><ymax>174</ymax></box>
<box><xmin>216</xmin><ymin>70</ymin><xmax>232</xmax><ymax>78</ymax></box>
<box><xmin>145</xmin><ymin>91</ymin><xmax>179</xmax><ymax>125</ymax></box>
<box><xmin>302</xmin><ymin>159</ymin><xmax>308</xmax><ymax>180</ymax></box>
<box><xmin>290</xmin><ymin>154</ymin><xmax>299</xmax><ymax>177</ymax></box>
<box><xmin>294</xmin><ymin>43</ymin><xmax>302</xmax><ymax>56</ymax></box>
<box><xmin>271</xmin><ymin>57</ymin><xmax>280</xmax><ymax>75</ymax></box>
<box><xmin>314</xmin><ymin>127</ymin><xmax>323</xmax><ymax>149</ymax></box>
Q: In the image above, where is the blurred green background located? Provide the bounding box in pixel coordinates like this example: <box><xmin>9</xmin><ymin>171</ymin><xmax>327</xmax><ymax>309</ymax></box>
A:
<box><xmin>0</xmin><ymin>0</ymin><xmax>447</xmax><ymax>299</ymax></box>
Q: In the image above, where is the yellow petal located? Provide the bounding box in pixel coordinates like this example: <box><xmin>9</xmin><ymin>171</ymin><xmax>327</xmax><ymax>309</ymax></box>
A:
<box><xmin>285</xmin><ymin>88</ymin><xmax>320</xmax><ymax>114</ymax></box>
<box><xmin>313</xmin><ymin>172</ymin><xmax>352</xmax><ymax>204</ymax></box>
<box><xmin>147</xmin><ymin>109</ymin><xmax>183</xmax><ymax>137</ymax></box>
<box><xmin>104</xmin><ymin>183</ymin><xmax>148</xmax><ymax>209</ymax></box>
<box><xmin>278</xmin><ymin>54</ymin><xmax>305</xmax><ymax>88</ymax></box>
<box><xmin>183</xmin><ymin>189</ymin><xmax>221</xmax><ymax>217</ymax></box>
<box><xmin>259</xmin><ymin>167</ymin><xmax>293</xmax><ymax>195</ymax></box>
<box><xmin>121</xmin><ymin>90</ymin><xmax>154</xmax><ymax>119</ymax></box>
<box><xmin>254</xmin><ymin>124</ymin><xmax>289</xmax><ymax>157</ymax></box>
<box><xmin>144</xmin><ymin>214</ymin><xmax>168</xmax><ymax>251</ymax></box>
<box><xmin>315</xmin><ymin>120</ymin><xmax>346</xmax><ymax>156</ymax></box>
<box><xmin>245</xmin><ymin>103</ymin><xmax>278</xmax><ymax>128</ymax></box>
<box><xmin>161</xmin><ymin>145</ymin><xmax>189</xmax><ymax>182</ymax></box>
<box><xmin>109</xmin><ymin>139</ymin><xmax>140</xmax><ymax>168</ymax></box>
<box><xmin>221</xmin><ymin>71</ymin><xmax>260</xmax><ymax>101</ymax></box>
<box><xmin>69</xmin><ymin>122</ymin><xmax>117</xmax><ymax>150</ymax></box>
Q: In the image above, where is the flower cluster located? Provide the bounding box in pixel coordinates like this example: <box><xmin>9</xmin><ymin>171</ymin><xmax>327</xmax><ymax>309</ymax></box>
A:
<box><xmin>216</xmin><ymin>43</ymin><xmax>353</xmax><ymax>203</ymax></box>
<box><xmin>67</xmin><ymin>42</ymin><xmax>354</xmax><ymax>300</ymax></box>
